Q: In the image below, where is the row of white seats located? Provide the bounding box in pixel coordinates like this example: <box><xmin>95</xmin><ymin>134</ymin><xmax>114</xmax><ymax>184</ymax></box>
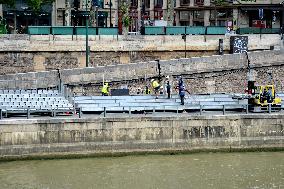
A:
<box><xmin>0</xmin><ymin>97</ymin><xmax>65</xmax><ymax>102</ymax></box>
<box><xmin>0</xmin><ymin>89</ymin><xmax>59</xmax><ymax>94</ymax></box>
<box><xmin>0</xmin><ymin>93</ymin><xmax>61</xmax><ymax>98</ymax></box>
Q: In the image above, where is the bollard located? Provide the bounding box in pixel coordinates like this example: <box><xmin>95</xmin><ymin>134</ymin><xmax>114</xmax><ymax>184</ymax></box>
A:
<box><xmin>246</xmin><ymin>105</ymin><xmax>249</xmax><ymax>114</ymax></box>
<box><xmin>103</xmin><ymin>107</ymin><xmax>106</xmax><ymax>117</ymax></box>
<box><xmin>0</xmin><ymin>109</ymin><xmax>2</xmax><ymax>120</ymax></box>
<box><xmin>200</xmin><ymin>105</ymin><xmax>203</xmax><ymax>115</ymax></box>
<box><xmin>79</xmin><ymin>107</ymin><xmax>82</xmax><ymax>118</ymax></box>
<box><xmin>27</xmin><ymin>108</ymin><xmax>30</xmax><ymax>119</ymax></box>
<box><xmin>223</xmin><ymin>105</ymin><xmax>226</xmax><ymax>115</ymax></box>
<box><xmin>268</xmin><ymin>104</ymin><xmax>272</xmax><ymax>114</ymax></box>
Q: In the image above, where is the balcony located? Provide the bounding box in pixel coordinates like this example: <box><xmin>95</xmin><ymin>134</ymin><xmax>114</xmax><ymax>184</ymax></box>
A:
<box><xmin>210</xmin><ymin>0</ymin><xmax>233</xmax><ymax>6</ymax></box>
<box><xmin>233</xmin><ymin>0</ymin><xmax>283</xmax><ymax>5</ymax></box>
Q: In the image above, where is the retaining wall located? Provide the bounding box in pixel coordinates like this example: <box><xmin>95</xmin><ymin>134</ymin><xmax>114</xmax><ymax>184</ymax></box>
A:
<box><xmin>0</xmin><ymin>34</ymin><xmax>280</xmax><ymax>52</ymax></box>
<box><xmin>0</xmin><ymin>50</ymin><xmax>283</xmax><ymax>94</ymax></box>
<box><xmin>0</xmin><ymin>114</ymin><xmax>283</xmax><ymax>160</ymax></box>
<box><xmin>0</xmin><ymin>34</ymin><xmax>281</xmax><ymax>75</ymax></box>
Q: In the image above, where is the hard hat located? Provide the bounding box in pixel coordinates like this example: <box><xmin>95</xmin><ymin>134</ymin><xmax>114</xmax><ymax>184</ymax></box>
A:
<box><xmin>166</xmin><ymin>75</ymin><xmax>169</xmax><ymax>79</ymax></box>
<box><xmin>151</xmin><ymin>79</ymin><xmax>154</xmax><ymax>82</ymax></box>
<box><xmin>105</xmin><ymin>82</ymin><xmax>108</xmax><ymax>85</ymax></box>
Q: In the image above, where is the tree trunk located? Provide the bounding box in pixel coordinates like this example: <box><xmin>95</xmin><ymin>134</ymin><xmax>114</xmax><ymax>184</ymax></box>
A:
<box><xmin>123</xmin><ymin>26</ymin><xmax>129</xmax><ymax>36</ymax></box>
<box><xmin>0</xmin><ymin>4</ymin><xmax>3</xmax><ymax>18</ymax></box>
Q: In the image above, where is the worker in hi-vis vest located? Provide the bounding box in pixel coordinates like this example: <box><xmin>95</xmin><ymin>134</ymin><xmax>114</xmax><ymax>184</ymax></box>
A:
<box><xmin>151</xmin><ymin>79</ymin><xmax>160</xmax><ymax>99</ymax></box>
<box><xmin>101</xmin><ymin>82</ymin><xmax>110</xmax><ymax>96</ymax></box>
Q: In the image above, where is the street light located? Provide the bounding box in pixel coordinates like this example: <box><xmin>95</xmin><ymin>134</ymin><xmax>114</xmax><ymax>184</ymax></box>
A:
<box><xmin>182</xmin><ymin>27</ymin><xmax>186</xmax><ymax>58</ymax></box>
<box><xmin>85</xmin><ymin>0</ymin><xmax>90</xmax><ymax>67</ymax></box>
<box><xmin>105</xmin><ymin>0</ymin><xmax>113</xmax><ymax>27</ymax></box>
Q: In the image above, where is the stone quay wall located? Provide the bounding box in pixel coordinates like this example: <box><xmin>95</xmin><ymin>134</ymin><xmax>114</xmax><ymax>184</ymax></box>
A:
<box><xmin>0</xmin><ymin>50</ymin><xmax>283</xmax><ymax>95</ymax></box>
<box><xmin>0</xmin><ymin>34</ymin><xmax>281</xmax><ymax>75</ymax></box>
<box><xmin>0</xmin><ymin>114</ymin><xmax>283</xmax><ymax>160</ymax></box>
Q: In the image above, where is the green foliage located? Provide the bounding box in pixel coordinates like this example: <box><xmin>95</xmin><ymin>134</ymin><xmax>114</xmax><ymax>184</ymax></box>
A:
<box><xmin>120</xmin><ymin>1</ymin><xmax>131</xmax><ymax>28</ymax></box>
<box><xmin>26</xmin><ymin>0</ymin><xmax>55</xmax><ymax>12</ymax></box>
<box><xmin>0</xmin><ymin>0</ymin><xmax>15</xmax><ymax>7</ymax></box>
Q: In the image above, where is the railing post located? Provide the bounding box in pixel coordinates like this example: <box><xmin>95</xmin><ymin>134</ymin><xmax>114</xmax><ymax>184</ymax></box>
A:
<box><xmin>177</xmin><ymin>106</ymin><xmax>179</xmax><ymax>114</ymax></box>
<box><xmin>79</xmin><ymin>107</ymin><xmax>82</xmax><ymax>118</ymax></box>
<box><xmin>223</xmin><ymin>105</ymin><xmax>226</xmax><ymax>115</ymax></box>
<box><xmin>0</xmin><ymin>109</ymin><xmax>2</xmax><ymax>120</ymax></box>
<box><xmin>52</xmin><ymin>110</ymin><xmax>56</xmax><ymax>117</ymax></box>
<box><xmin>129</xmin><ymin>107</ymin><xmax>131</xmax><ymax>116</ymax></box>
<box><xmin>268</xmin><ymin>104</ymin><xmax>272</xmax><ymax>114</ymax></box>
<box><xmin>200</xmin><ymin>105</ymin><xmax>203</xmax><ymax>115</ymax></box>
<box><xmin>27</xmin><ymin>108</ymin><xmax>30</xmax><ymax>119</ymax></box>
<box><xmin>104</xmin><ymin>107</ymin><xmax>106</xmax><ymax>117</ymax></box>
<box><xmin>153</xmin><ymin>106</ymin><xmax>155</xmax><ymax>114</ymax></box>
<box><xmin>246</xmin><ymin>105</ymin><xmax>249</xmax><ymax>114</ymax></box>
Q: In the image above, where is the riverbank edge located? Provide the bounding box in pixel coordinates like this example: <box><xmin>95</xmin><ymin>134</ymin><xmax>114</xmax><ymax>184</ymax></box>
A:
<box><xmin>1</xmin><ymin>146</ymin><xmax>283</xmax><ymax>162</ymax></box>
<box><xmin>1</xmin><ymin>114</ymin><xmax>284</xmax><ymax>162</ymax></box>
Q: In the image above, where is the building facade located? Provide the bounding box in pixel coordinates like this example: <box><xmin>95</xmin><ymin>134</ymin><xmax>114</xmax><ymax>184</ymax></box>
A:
<box><xmin>174</xmin><ymin>0</ymin><xmax>283</xmax><ymax>29</ymax></box>
<box><xmin>1</xmin><ymin>0</ymin><xmax>283</xmax><ymax>33</ymax></box>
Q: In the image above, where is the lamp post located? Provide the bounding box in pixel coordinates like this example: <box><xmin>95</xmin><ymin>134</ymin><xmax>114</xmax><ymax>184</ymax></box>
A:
<box><xmin>182</xmin><ymin>27</ymin><xmax>186</xmax><ymax>58</ymax></box>
<box><xmin>106</xmin><ymin>0</ymin><xmax>113</xmax><ymax>27</ymax></box>
<box><xmin>85</xmin><ymin>0</ymin><xmax>90</xmax><ymax>67</ymax></box>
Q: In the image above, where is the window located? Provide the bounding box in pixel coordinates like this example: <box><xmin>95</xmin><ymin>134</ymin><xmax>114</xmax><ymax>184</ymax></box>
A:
<box><xmin>145</xmin><ymin>0</ymin><xmax>150</xmax><ymax>8</ymax></box>
<box><xmin>210</xmin><ymin>9</ymin><xmax>233</xmax><ymax>19</ymax></box>
<box><xmin>195</xmin><ymin>0</ymin><xmax>204</xmax><ymax>6</ymax></box>
<box><xmin>210</xmin><ymin>9</ymin><xmax>233</xmax><ymax>26</ymax></box>
<box><xmin>131</xmin><ymin>0</ymin><xmax>138</xmax><ymax>7</ymax></box>
<box><xmin>154</xmin><ymin>0</ymin><xmax>163</xmax><ymax>8</ymax></box>
<box><xmin>180</xmin><ymin>11</ymin><xmax>189</xmax><ymax>21</ymax></box>
<box><xmin>193</xmin><ymin>11</ymin><xmax>204</xmax><ymax>20</ymax></box>
<box><xmin>181</xmin><ymin>0</ymin><xmax>189</xmax><ymax>5</ymax></box>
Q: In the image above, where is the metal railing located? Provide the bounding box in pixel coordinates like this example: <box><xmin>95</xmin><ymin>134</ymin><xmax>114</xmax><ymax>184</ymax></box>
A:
<box><xmin>74</xmin><ymin>103</ymin><xmax>283</xmax><ymax>118</ymax></box>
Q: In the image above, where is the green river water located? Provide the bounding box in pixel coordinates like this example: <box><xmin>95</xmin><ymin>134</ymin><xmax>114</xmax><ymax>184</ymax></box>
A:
<box><xmin>0</xmin><ymin>152</ymin><xmax>283</xmax><ymax>189</ymax></box>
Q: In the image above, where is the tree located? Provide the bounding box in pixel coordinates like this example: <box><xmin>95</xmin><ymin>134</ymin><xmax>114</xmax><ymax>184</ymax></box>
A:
<box><xmin>211</xmin><ymin>0</ymin><xmax>229</xmax><ymax>26</ymax></box>
<box><xmin>26</xmin><ymin>0</ymin><xmax>55</xmax><ymax>12</ymax></box>
<box><xmin>0</xmin><ymin>0</ymin><xmax>15</xmax><ymax>7</ymax></box>
<box><xmin>119</xmin><ymin>1</ymin><xmax>130</xmax><ymax>35</ymax></box>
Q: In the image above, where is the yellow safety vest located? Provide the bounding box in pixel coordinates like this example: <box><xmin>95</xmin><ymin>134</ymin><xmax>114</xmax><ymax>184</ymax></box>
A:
<box><xmin>101</xmin><ymin>84</ymin><xmax>109</xmax><ymax>94</ymax></box>
<box><xmin>152</xmin><ymin>81</ymin><xmax>159</xmax><ymax>88</ymax></box>
<box><xmin>145</xmin><ymin>89</ymin><xmax>151</xmax><ymax>94</ymax></box>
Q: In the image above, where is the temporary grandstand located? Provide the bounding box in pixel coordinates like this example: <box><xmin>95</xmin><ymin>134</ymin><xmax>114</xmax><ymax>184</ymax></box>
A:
<box><xmin>0</xmin><ymin>86</ymin><xmax>74</xmax><ymax>119</ymax></box>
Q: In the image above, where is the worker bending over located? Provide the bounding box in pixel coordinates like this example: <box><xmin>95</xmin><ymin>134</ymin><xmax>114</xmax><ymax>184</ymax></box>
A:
<box><xmin>101</xmin><ymin>82</ymin><xmax>110</xmax><ymax>96</ymax></box>
<box><xmin>151</xmin><ymin>79</ymin><xmax>160</xmax><ymax>99</ymax></box>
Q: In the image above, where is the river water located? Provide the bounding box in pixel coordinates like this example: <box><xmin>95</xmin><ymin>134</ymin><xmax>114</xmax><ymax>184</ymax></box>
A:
<box><xmin>0</xmin><ymin>152</ymin><xmax>283</xmax><ymax>189</ymax></box>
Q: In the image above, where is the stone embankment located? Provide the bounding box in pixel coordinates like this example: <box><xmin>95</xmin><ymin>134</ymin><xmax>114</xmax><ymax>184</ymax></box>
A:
<box><xmin>0</xmin><ymin>114</ymin><xmax>283</xmax><ymax>160</ymax></box>
<box><xmin>0</xmin><ymin>50</ymin><xmax>283</xmax><ymax>94</ymax></box>
<box><xmin>0</xmin><ymin>34</ymin><xmax>281</xmax><ymax>74</ymax></box>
